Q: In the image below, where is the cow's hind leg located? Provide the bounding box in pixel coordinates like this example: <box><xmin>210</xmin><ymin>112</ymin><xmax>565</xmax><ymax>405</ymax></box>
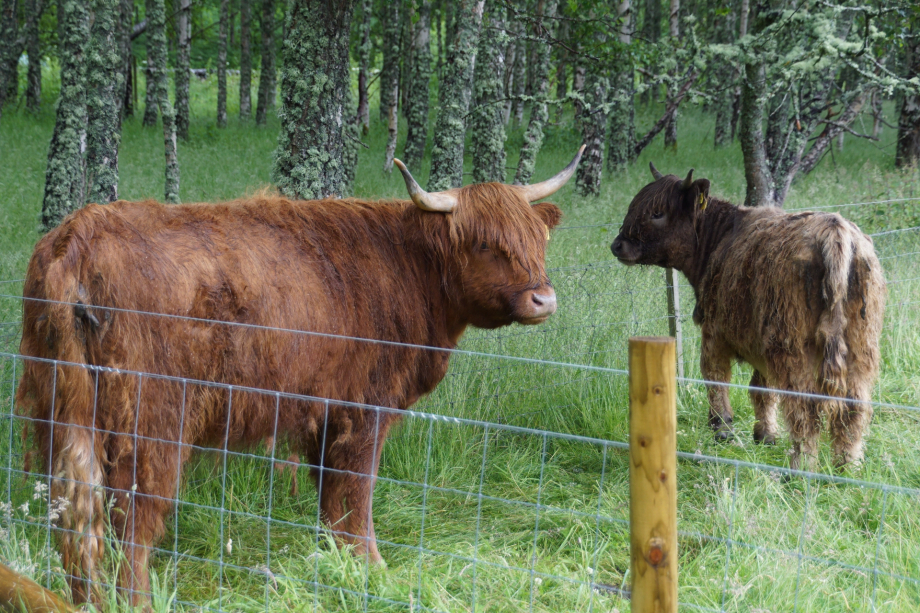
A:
<box><xmin>312</xmin><ymin>412</ymin><xmax>391</xmax><ymax>565</ymax></box>
<box><xmin>782</xmin><ymin>395</ymin><xmax>821</xmax><ymax>472</ymax></box>
<box><xmin>700</xmin><ymin>335</ymin><xmax>734</xmax><ymax>440</ymax></box>
<box><xmin>828</xmin><ymin>380</ymin><xmax>873</xmax><ymax>470</ymax></box>
<box><xmin>750</xmin><ymin>371</ymin><xmax>779</xmax><ymax>445</ymax></box>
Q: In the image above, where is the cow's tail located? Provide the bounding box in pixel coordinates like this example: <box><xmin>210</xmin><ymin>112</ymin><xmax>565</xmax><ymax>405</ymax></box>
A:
<box><xmin>814</xmin><ymin>215</ymin><xmax>853</xmax><ymax>398</ymax></box>
<box><xmin>31</xmin><ymin>212</ymin><xmax>106</xmax><ymax>602</ymax></box>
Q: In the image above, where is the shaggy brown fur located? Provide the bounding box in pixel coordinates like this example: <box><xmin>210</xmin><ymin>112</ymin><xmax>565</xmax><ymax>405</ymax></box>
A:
<box><xmin>612</xmin><ymin>169</ymin><xmax>885</xmax><ymax>472</ymax></box>
<box><xmin>17</xmin><ymin>185</ymin><xmax>562</xmax><ymax>605</ymax></box>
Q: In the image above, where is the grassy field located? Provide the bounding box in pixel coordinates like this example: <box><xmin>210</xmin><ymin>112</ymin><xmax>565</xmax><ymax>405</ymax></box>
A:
<box><xmin>0</xmin><ymin>70</ymin><xmax>919</xmax><ymax>612</ymax></box>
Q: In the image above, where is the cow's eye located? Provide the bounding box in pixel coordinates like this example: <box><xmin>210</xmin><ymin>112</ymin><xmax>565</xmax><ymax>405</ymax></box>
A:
<box><xmin>479</xmin><ymin>242</ymin><xmax>490</xmax><ymax>252</ymax></box>
<box><xmin>651</xmin><ymin>212</ymin><xmax>665</xmax><ymax>221</ymax></box>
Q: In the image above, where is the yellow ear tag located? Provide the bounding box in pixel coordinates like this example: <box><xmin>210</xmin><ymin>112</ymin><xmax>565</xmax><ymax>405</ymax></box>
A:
<box><xmin>545</xmin><ymin>224</ymin><xmax>551</xmax><ymax>241</ymax></box>
<box><xmin>699</xmin><ymin>193</ymin><xmax>708</xmax><ymax>211</ymax></box>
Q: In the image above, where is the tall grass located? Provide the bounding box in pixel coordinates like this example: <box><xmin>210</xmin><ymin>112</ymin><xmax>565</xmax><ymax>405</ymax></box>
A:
<box><xmin>0</xmin><ymin>67</ymin><xmax>918</xmax><ymax>611</ymax></box>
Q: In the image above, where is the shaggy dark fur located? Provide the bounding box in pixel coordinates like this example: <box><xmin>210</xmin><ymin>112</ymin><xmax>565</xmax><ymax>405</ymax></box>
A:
<box><xmin>17</xmin><ymin>185</ymin><xmax>562</xmax><ymax>605</ymax></box>
<box><xmin>612</xmin><ymin>168</ymin><xmax>885</xmax><ymax>472</ymax></box>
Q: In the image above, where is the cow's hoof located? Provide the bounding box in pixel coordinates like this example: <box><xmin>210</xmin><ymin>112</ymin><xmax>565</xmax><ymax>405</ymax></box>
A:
<box><xmin>713</xmin><ymin>427</ymin><xmax>734</xmax><ymax>442</ymax></box>
<box><xmin>753</xmin><ymin>432</ymin><xmax>776</xmax><ymax>445</ymax></box>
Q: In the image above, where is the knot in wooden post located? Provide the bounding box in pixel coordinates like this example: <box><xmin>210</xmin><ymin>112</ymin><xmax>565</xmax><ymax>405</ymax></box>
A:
<box><xmin>629</xmin><ymin>336</ymin><xmax>677</xmax><ymax>613</ymax></box>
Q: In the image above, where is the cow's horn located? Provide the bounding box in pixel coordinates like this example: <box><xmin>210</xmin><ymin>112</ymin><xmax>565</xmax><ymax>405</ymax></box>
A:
<box><xmin>393</xmin><ymin>159</ymin><xmax>458</xmax><ymax>212</ymax></box>
<box><xmin>518</xmin><ymin>144</ymin><xmax>586</xmax><ymax>203</ymax></box>
<box><xmin>682</xmin><ymin>169</ymin><xmax>694</xmax><ymax>189</ymax></box>
<box><xmin>650</xmin><ymin>162</ymin><xmax>664</xmax><ymax>180</ymax></box>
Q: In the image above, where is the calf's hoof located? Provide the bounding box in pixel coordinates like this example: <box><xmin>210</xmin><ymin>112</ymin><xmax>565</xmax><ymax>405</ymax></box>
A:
<box><xmin>713</xmin><ymin>426</ymin><xmax>734</xmax><ymax>442</ymax></box>
<box><xmin>753</xmin><ymin>431</ymin><xmax>776</xmax><ymax>445</ymax></box>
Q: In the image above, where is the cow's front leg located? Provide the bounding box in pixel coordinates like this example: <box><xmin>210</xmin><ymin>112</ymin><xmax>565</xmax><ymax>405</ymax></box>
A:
<box><xmin>701</xmin><ymin>334</ymin><xmax>734</xmax><ymax>441</ymax></box>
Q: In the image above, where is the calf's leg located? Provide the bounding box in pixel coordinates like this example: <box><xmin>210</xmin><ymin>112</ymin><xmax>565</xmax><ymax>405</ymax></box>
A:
<box><xmin>783</xmin><ymin>396</ymin><xmax>821</xmax><ymax>472</ymax></box>
<box><xmin>750</xmin><ymin>371</ymin><xmax>779</xmax><ymax>445</ymax></box>
<box><xmin>700</xmin><ymin>336</ymin><xmax>734</xmax><ymax>440</ymax></box>
<box><xmin>828</xmin><ymin>380</ymin><xmax>873</xmax><ymax>470</ymax></box>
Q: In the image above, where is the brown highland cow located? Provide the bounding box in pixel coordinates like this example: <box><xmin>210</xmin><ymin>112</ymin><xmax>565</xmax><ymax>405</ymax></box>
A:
<box><xmin>16</xmin><ymin>147</ymin><xmax>584</xmax><ymax>605</ymax></box>
<box><xmin>611</xmin><ymin>164</ymin><xmax>885</xmax><ymax>471</ymax></box>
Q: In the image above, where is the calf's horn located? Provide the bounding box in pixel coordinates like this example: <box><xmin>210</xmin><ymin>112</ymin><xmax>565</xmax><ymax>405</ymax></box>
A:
<box><xmin>649</xmin><ymin>162</ymin><xmax>664</xmax><ymax>180</ymax></box>
<box><xmin>682</xmin><ymin>169</ymin><xmax>694</xmax><ymax>189</ymax></box>
<box><xmin>518</xmin><ymin>144</ymin><xmax>586</xmax><ymax>203</ymax></box>
<box><xmin>393</xmin><ymin>159</ymin><xmax>458</xmax><ymax>212</ymax></box>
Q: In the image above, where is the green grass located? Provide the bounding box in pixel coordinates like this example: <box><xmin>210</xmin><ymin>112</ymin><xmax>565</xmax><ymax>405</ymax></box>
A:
<box><xmin>0</xmin><ymin>68</ymin><xmax>919</xmax><ymax>612</ymax></box>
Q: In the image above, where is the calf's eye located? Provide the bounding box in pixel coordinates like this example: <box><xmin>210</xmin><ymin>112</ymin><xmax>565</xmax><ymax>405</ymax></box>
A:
<box><xmin>651</xmin><ymin>212</ymin><xmax>665</xmax><ymax>221</ymax></box>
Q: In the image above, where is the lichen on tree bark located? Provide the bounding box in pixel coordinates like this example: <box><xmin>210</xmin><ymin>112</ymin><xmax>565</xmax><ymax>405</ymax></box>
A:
<box><xmin>256</xmin><ymin>0</ymin><xmax>276</xmax><ymax>125</ymax></box>
<box><xmin>575</xmin><ymin>59</ymin><xmax>609</xmax><ymax>196</ymax></box>
<box><xmin>145</xmin><ymin>0</ymin><xmax>180</xmax><ymax>203</ymax></box>
<box><xmin>471</xmin><ymin>0</ymin><xmax>508</xmax><ymax>184</ymax></box>
<box><xmin>240</xmin><ymin>0</ymin><xmax>253</xmax><ymax>119</ymax></box>
<box><xmin>403</xmin><ymin>0</ymin><xmax>433</xmax><ymax>174</ymax></box>
<box><xmin>427</xmin><ymin>0</ymin><xmax>485</xmax><ymax>191</ymax></box>
<box><xmin>175</xmin><ymin>0</ymin><xmax>191</xmax><ymax>140</ymax></box>
<box><xmin>217</xmin><ymin>0</ymin><xmax>229</xmax><ymax>128</ymax></box>
<box><xmin>272</xmin><ymin>0</ymin><xmax>356</xmax><ymax>200</ymax></box>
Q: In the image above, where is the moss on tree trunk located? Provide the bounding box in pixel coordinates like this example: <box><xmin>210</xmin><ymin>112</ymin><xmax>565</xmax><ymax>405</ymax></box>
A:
<box><xmin>427</xmin><ymin>0</ymin><xmax>485</xmax><ymax>191</ymax></box>
<box><xmin>41</xmin><ymin>0</ymin><xmax>90</xmax><ymax>230</ymax></box>
<box><xmin>217</xmin><ymin>0</ymin><xmax>229</xmax><ymax>128</ymax></box>
<box><xmin>256</xmin><ymin>0</ymin><xmax>276</xmax><ymax>125</ymax></box>
<box><xmin>470</xmin><ymin>0</ymin><xmax>507</xmax><ymax>184</ymax></box>
<box><xmin>403</xmin><ymin>0</ymin><xmax>432</xmax><ymax>173</ymax></box>
<box><xmin>272</xmin><ymin>0</ymin><xmax>356</xmax><ymax>199</ymax></box>
<box><xmin>575</xmin><ymin>59</ymin><xmax>608</xmax><ymax>197</ymax></box>
<box><xmin>85</xmin><ymin>0</ymin><xmax>124</xmax><ymax>205</ymax></box>
<box><xmin>355</xmin><ymin>0</ymin><xmax>371</xmax><ymax>133</ymax></box>
<box><xmin>145</xmin><ymin>0</ymin><xmax>180</xmax><ymax>202</ymax></box>
<box><xmin>175</xmin><ymin>0</ymin><xmax>191</xmax><ymax>140</ymax></box>
<box><xmin>514</xmin><ymin>0</ymin><xmax>556</xmax><ymax>185</ymax></box>
<box><xmin>240</xmin><ymin>0</ymin><xmax>252</xmax><ymax>119</ymax></box>
<box><xmin>25</xmin><ymin>0</ymin><xmax>43</xmax><ymax>113</ymax></box>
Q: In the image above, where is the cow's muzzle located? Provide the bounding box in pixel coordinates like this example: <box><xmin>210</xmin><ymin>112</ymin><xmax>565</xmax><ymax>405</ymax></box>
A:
<box><xmin>611</xmin><ymin>235</ymin><xmax>637</xmax><ymax>265</ymax></box>
<box><xmin>519</xmin><ymin>287</ymin><xmax>557</xmax><ymax>324</ymax></box>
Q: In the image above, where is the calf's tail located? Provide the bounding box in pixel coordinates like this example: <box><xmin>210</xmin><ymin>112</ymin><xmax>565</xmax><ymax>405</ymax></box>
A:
<box><xmin>814</xmin><ymin>215</ymin><xmax>853</xmax><ymax>398</ymax></box>
<box><xmin>22</xmin><ymin>212</ymin><xmax>106</xmax><ymax>602</ymax></box>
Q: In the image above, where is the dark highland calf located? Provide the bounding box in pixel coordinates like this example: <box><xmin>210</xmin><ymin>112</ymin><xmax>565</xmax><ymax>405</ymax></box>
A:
<box><xmin>16</xmin><ymin>147</ymin><xmax>584</xmax><ymax>605</ymax></box>
<box><xmin>611</xmin><ymin>164</ymin><xmax>885</xmax><ymax>472</ymax></box>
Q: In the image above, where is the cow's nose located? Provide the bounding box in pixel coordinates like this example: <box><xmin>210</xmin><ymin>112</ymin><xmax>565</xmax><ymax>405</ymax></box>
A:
<box><xmin>611</xmin><ymin>237</ymin><xmax>623</xmax><ymax>256</ymax></box>
<box><xmin>531</xmin><ymin>289</ymin><xmax>557</xmax><ymax>315</ymax></box>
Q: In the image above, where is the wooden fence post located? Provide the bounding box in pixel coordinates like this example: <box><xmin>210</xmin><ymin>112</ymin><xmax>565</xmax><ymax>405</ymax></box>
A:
<box><xmin>629</xmin><ymin>336</ymin><xmax>678</xmax><ymax>613</ymax></box>
<box><xmin>0</xmin><ymin>561</ymin><xmax>75</xmax><ymax>613</ymax></box>
<box><xmin>665</xmin><ymin>268</ymin><xmax>684</xmax><ymax>380</ymax></box>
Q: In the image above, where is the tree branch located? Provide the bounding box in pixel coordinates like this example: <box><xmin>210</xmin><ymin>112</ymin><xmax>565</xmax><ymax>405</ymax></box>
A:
<box><xmin>633</xmin><ymin>70</ymin><xmax>700</xmax><ymax>158</ymax></box>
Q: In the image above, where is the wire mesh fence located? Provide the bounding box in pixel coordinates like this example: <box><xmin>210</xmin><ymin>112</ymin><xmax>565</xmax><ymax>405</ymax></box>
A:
<box><xmin>0</xmin><ymin>196</ymin><xmax>916</xmax><ymax>611</ymax></box>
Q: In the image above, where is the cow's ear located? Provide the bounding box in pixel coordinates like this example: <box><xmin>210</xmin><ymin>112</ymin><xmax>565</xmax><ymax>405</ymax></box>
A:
<box><xmin>684</xmin><ymin>178</ymin><xmax>711</xmax><ymax>214</ymax></box>
<box><xmin>532</xmin><ymin>202</ymin><xmax>563</xmax><ymax>229</ymax></box>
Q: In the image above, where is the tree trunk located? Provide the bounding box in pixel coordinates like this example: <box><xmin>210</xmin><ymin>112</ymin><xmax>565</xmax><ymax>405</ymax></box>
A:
<box><xmin>378</xmin><ymin>0</ymin><xmax>401</xmax><ymax>123</ymax></box>
<box><xmin>175</xmin><ymin>0</ymin><xmax>191</xmax><ymax>140</ymax></box>
<box><xmin>435</xmin><ymin>0</ymin><xmax>444</xmax><ymax>81</ymax></box>
<box><xmin>640</xmin><ymin>0</ymin><xmax>661</xmax><ymax>105</ymax></box>
<box><xmin>146</xmin><ymin>0</ymin><xmax>180</xmax><ymax>202</ymax></box>
<box><xmin>116</xmin><ymin>0</ymin><xmax>133</xmax><ymax>119</ymax></box>
<box><xmin>606</xmin><ymin>0</ymin><xmax>634</xmax><ymax>171</ymax></box>
<box><xmin>514</xmin><ymin>0</ymin><xmax>556</xmax><ymax>185</ymax></box>
<box><xmin>41</xmin><ymin>0</ymin><xmax>90</xmax><ymax>230</ymax></box>
<box><xmin>712</xmin><ymin>10</ymin><xmax>735</xmax><ymax>148</ymax></box>
<box><xmin>0</xmin><ymin>0</ymin><xmax>18</xmax><ymax>118</ymax></box>
<box><xmin>356</xmin><ymin>0</ymin><xmax>371</xmax><ymax>134</ymax></box>
<box><xmin>470</xmin><ymin>0</ymin><xmax>507</xmax><ymax>184</ymax></box>
<box><xmin>240</xmin><ymin>0</ymin><xmax>252</xmax><ymax>119</ymax></box>
<box><xmin>403</xmin><ymin>0</ymin><xmax>432</xmax><ymax>173</ymax></box>
<box><xmin>575</xmin><ymin>59</ymin><xmax>609</xmax><ymax>196</ymax></box>
<box><xmin>572</xmin><ymin>63</ymin><xmax>585</xmax><ymax>120</ymax></box>
<box><xmin>729</xmin><ymin>0</ymin><xmax>750</xmax><ymax>140</ymax></box>
<box><xmin>501</xmin><ymin>18</ymin><xmax>516</xmax><ymax>124</ymax></box>
<box><xmin>554</xmin><ymin>4</ymin><xmax>569</xmax><ymax>123</ymax></box>
<box><xmin>217</xmin><ymin>0</ymin><xmax>228</xmax><ymax>128</ymax></box>
<box><xmin>511</xmin><ymin>36</ymin><xmax>526</xmax><ymax>124</ymax></box>
<box><xmin>85</xmin><ymin>0</ymin><xmax>124</xmax><ymax>205</ymax></box>
<box><xmin>272</xmin><ymin>0</ymin><xmax>356</xmax><ymax>199</ymax></box>
<box><xmin>142</xmin><ymin>0</ymin><xmax>159</xmax><ymax>127</ymax></box>
<box><xmin>256</xmin><ymin>0</ymin><xmax>276</xmax><ymax>125</ymax></box>
<box><xmin>342</xmin><ymin>77</ymin><xmax>359</xmax><ymax>196</ymax></box>
<box><xmin>739</xmin><ymin>61</ymin><xmax>773</xmax><ymax>207</ymax></box>
<box><xmin>25</xmin><ymin>0</ymin><xmax>43</xmax><ymax>113</ymax></box>
<box><xmin>896</xmin><ymin>29</ymin><xmax>920</xmax><ymax>168</ymax></box>
<box><xmin>427</xmin><ymin>0</ymin><xmax>485</xmax><ymax>191</ymax></box>
<box><xmin>799</xmin><ymin>92</ymin><xmax>867</xmax><ymax>176</ymax></box>
<box><xmin>664</xmin><ymin>0</ymin><xmax>679</xmax><ymax>150</ymax></box>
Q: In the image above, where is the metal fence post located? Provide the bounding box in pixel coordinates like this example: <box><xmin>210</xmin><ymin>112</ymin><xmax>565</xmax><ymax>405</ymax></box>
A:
<box><xmin>629</xmin><ymin>336</ymin><xmax>678</xmax><ymax>613</ymax></box>
<box><xmin>665</xmin><ymin>268</ymin><xmax>684</xmax><ymax>380</ymax></box>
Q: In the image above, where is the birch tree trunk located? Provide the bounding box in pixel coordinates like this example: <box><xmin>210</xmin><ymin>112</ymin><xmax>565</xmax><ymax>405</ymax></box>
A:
<box><xmin>896</xmin><ymin>27</ymin><xmax>920</xmax><ymax>168</ymax></box>
<box><xmin>146</xmin><ymin>0</ymin><xmax>180</xmax><ymax>202</ymax></box>
<box><xmin>427</xmin><ymin>0</ymin><xmax>485</xmax><ymax>191</ymax></box>
<box><xmin>640</xmin><ymin>0</ymin><xmax>661</xmax><ymax>106</ymax></box>
<box><xmin>217</xmin><ymin>0</ymin><xmax>228</xmax><ymax>128</ymax></box>
<box><xmin>606</xmin><ymin>0</ymin><xmax>635</xmax><ymax>172</ymax></box>
<box><xmin>0</xmin><ymin>0</ymin><xmax>17</xmax><ymax>118</ymax></box>
<box><xmin>575</xmin><ymin>57</ymin><xmax>609</xmax><ymax>196</ymax></box>
<box><xmin>25</xmin><ymin>0</ymin><xmax>43</xmax><ymax>113</ymax></box>
<box><xmin>664</xmin><ymin>0</ymin><xmax>679</xmax><ymax>150</ymax></box>
<box><xmin>356</xmin><ymin>0</ymin><xmax>371</xmax><ymax>133</ymax></box>
<box><xmin>381</xmin><ymin>0</ymin><xmax>400</xmax><ymax>171</ymax></box>
<box><xmin>739</xmin><ymin>61</ymin><xmax>773</xmax><ymax>207</ymax></box>
<box><xmin>713</xmin><ymin>10</ymin><xmax>735</xmax><ymax>148</ymax></box>
<box><xmin>256</xmin><ymin>0</ymin><xmax>276</xmax><ymax>125</ymax></box>
<box><xmin>514</xmin><ymin>0</ymin><xmax>555</xmax><ymax>185</ymax></box>
<box><xmin>272</xmin><ymin>0</ymin><xmax>356</xmax><ymax>199</ymax></box>
<box><xmin>240</xmin><ymin>0</ymin><xmax>252</xmax><ymax>119</ymax></box>
<box><xmin>85</xmin><ymin>0</ymin><xmax>124</xmax><ymax>205</ymax></box>
<box><xmin>470</xmin><ymin>0</ymin><xmax>507</xmax><ymax>183</ymax></box>
<box><xmin>175</xmin><ymin>0</ymin><xmax>191</xmax><ymax>140</ymax></box>
<box><xmin>511</xmin><ymin>36</ymin><xmax>526</xmax><ymax>124</ymax></box>
<box><xmin>403</xmin><ymin>0</ymin><xmax>432</xmax><ymax>173</ymax></box>
<box><xmin>41</xmin><ymin>0</ymin><xmax>90</xmax><ymax>230</ymax></box>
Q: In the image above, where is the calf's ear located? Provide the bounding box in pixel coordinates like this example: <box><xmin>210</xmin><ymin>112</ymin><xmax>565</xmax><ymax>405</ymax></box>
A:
<box><xmin>532</xmin><ymin>202</ymin><xmax>563</xmax><ymax>229</ymax></box>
